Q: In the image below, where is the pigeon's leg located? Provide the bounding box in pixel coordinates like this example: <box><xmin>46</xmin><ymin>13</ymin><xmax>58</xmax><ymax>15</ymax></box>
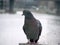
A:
<box><xmin>30</xmin><ymin>39</ymin><xmax>36</xmax><ymax>44</ymax></box>
<box><xmin>35</xmin><ymin>39</ymin><xmax>38</xmax><ymax>43</ymax></box>
<box><xmin>27</xmin><ymin>39</ymin><xmax>35</xmax><ymax>44</ymax></box>
<box><xmin>30</xmin><ymin>39</ymin><xmax>34</xmax><ymax>43</ymax></box>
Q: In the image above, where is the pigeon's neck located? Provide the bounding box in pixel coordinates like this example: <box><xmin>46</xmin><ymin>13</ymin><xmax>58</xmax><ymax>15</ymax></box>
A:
<box><xmin>25</xmin><ymin>14</ymin><xmax>34</xmax><ymax>20</ymax></box>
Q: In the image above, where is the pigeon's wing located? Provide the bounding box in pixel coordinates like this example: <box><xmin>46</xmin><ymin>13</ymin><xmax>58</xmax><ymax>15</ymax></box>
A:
<box><xmin>39</xmin><ymin>22</ymin><xmax>42</xmax><ymax>36</ymax></box>
<box><xmin>23</xmin><ymin>25</ymin><xmax>25</xmax><ymax>32</ymax></box>
<box><xmin>37</xmin><ymin>20</ymin><xmax>42</xmax><ymax>36</ymax></box>
<box><xmin>23</xmin><ymin>25</ymin><xmax>28</xmax><ymax>35</ymax></box>
<box><xmin>23</xmin><ymin>25</ymin><xmax>26</xmax><ymax>34</ymax></box>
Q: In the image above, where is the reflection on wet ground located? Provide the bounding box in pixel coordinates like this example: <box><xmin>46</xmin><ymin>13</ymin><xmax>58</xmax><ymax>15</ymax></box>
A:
<box><xmin>0</xmin><ymin>11</ymin><xmax>60</xmax><ymax>45</ymax></box>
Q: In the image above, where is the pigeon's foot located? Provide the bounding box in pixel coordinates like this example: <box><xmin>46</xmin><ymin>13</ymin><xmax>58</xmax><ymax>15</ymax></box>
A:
<box><xmin>31</xmin><ymin>42</ymin><xmax>38</xmax><ymax>44</ymax></box>
<box><xmin>27</xmin><ymin>41</ymin><xmax>35</xmax><ymax>44</ymax></box>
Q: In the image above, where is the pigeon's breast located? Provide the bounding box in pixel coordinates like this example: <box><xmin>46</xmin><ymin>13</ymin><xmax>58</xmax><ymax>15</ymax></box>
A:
<box><xmin>24</xmin><ymin>19</ymin><xmax>39</xmax><ymax>39</ymax></box>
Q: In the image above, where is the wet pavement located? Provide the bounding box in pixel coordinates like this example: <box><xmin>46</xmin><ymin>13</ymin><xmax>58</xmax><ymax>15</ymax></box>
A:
<box><xmin>0</xmin><ymin>11</ymin><xmax>60</xmax><ymax>45</ymax></box>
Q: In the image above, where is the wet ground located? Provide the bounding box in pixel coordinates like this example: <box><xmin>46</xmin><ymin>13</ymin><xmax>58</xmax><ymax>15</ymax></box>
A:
<box><xmin>0</xmin><ymin>11</ymin><xmax>60</xmax><ymax>45</ymax></box>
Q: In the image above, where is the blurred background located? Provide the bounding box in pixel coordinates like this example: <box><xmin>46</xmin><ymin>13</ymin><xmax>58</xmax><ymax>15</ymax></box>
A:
<box><xmin>0</xmin><ymin>0</ymin><xmax>60</xmax><ymax>45</ymax></box>
<box><xmin>0</xmin><ymin>0</ymin><xmax>60</xmax><ymax>15</ymax></box>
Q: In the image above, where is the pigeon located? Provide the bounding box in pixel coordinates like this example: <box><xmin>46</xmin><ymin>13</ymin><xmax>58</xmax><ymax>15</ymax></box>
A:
<box><xmin>22</xmin><ymin>10</ymin><xmax>42</xmax><ymax>43</ymax></box>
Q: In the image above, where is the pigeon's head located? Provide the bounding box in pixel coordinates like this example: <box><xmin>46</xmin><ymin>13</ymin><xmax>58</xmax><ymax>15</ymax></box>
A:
<box><xmin>22</xmin><ymin>10</ymin><xmax>32</xmax><ymax>16</ymax></box>
<box><xmin>22</xmin><ymin>10</ymin><xmax>34</xmax><ymax>19</ymax></box>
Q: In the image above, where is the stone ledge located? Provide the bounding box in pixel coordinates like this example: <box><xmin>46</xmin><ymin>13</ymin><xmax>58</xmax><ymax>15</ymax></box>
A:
<box><xmin>19</xmin><ymin>43</ymin><xmax>47</xmax><ymax>45</ymax></box>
